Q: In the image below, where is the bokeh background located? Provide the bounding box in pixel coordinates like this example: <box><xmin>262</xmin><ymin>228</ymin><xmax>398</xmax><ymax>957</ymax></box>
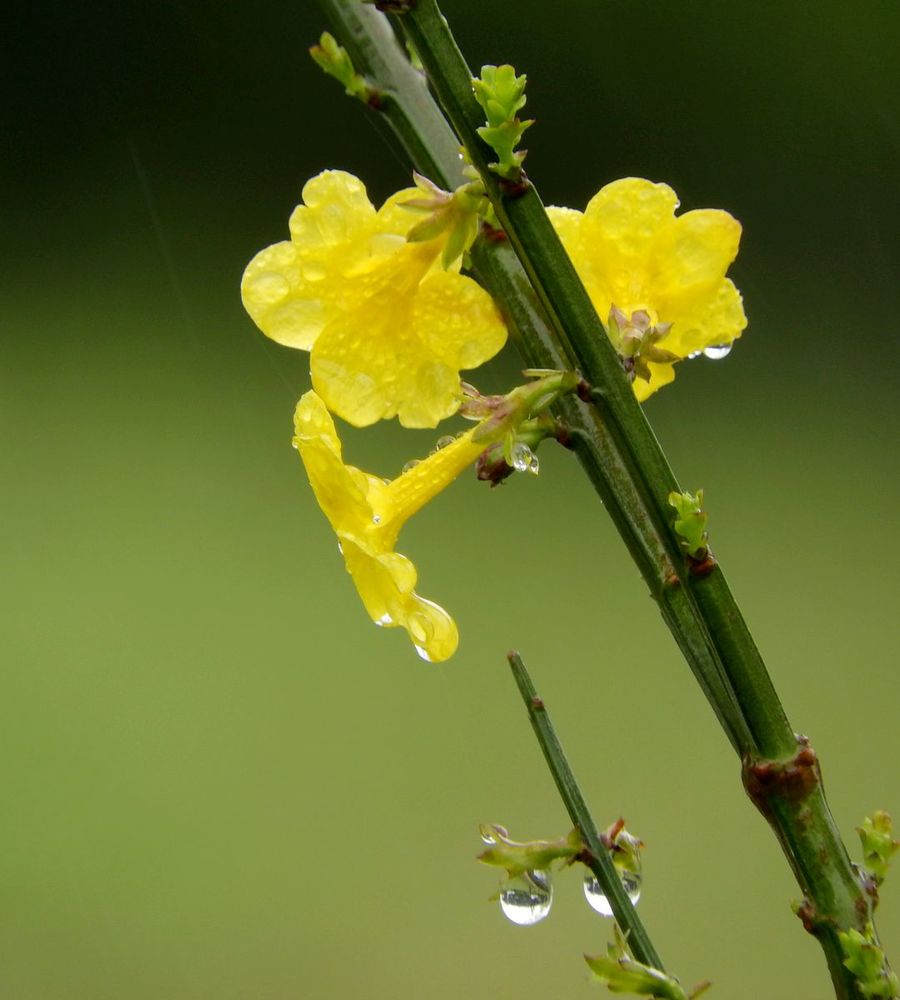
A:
<box><xmin>4</xmin><ymin>1</ymin><xmax>899</xmax><ymax>997</ymax></box>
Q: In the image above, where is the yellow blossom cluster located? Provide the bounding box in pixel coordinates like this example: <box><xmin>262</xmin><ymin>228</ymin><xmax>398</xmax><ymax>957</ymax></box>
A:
<box><xmin>242</xmin><ymin>170</ymin><xmax>746</xmax><ymax>660</ymax></box>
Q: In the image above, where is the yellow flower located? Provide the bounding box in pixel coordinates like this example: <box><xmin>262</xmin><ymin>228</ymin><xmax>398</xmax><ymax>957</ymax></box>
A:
<box><xmin>548</xmin><ymin>178</ymin><xmax>747</xmax><ymax>400</ymax></box>
<box><xmin>242</xmin><ymin>170</ymin><xmax>507</xmax><ymax>428</ymax></box>
<box><xmin>293</xmin><ymin>390</ymin><xmax>487</xmax><ymax>662</ymax></box>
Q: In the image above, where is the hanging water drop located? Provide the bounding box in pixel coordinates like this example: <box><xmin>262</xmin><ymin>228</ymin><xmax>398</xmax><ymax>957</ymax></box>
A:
<box><xmin>687</xmin><ymin>349</ymin><xmax>703</xmax><ymax>360</ymax></box>
<box><xmin>401</xmin><ymin>458</ymin><xmax>422</xmax><ymax>474</ymax></box>
<box><xmin>582</xmin><ymin>866</ymin><xmax>642</xmax><ymax>917</ymax></box>
<box><xmin>499</xmin><ymin>869</ymin><xmax>553</xmax><ymax>926</ymax></box>
<box><xmin>479</xmin><ymin>824</ymin><xmax>506</xmax><ymax>845</ymax></box>
<box><xmin>703</xmin><ymin>343</ymin><xmax>733</xmax><ymax>360</ymax></box>
<box><xmin>510</xmin><ymin>442</ymin><xmax>539</xmax><ymax>476</ymax></box>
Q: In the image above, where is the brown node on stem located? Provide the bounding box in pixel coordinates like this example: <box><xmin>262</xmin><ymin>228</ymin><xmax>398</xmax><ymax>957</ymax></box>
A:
<box><xmin>481</xmin><ymin>222</ymin><xmax>507</xmax><ymax>243</ymax></box>
<box><xmin>373</xmin><ymin>0</ymin><xmax>417</xmax><ymax>12</ymax></box>
<box><xmin>687</xmin><ymin>549</ymin><xmax>717</xmax><ymax>577</ymax></box>
<box><xmin>575</xmin><ymin>379</ymin><xmax>593</xmax><ymax>403</ymax></box>
<box><xmin>742</xmin><ymin>735</ymin><xmax>822</xmax><ymax>817</ymax></box>
<box><xmin>794</xmin><ymin>898</ymin><xmax>825</xmax><ymax>936</ymax></box>
<box><xmin>496</xmin><ymin>172</ymin><xmax>532</xmax><ymax>199</ymax></box>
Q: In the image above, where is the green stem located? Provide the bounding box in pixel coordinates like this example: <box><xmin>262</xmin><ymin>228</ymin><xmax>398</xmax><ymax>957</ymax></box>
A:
<box><xmin>315</xmin><ymin>2</ymin><xmax>888</xmax><ymax>996</ymax></box>
<box><xmin>398</xmin><ymin>0</ymin><xmax>790</xmax><ymax>760</ymax></box>
<box><xmin>507</xmin><ymin>651</ymin><xmax>668</xmax><ymax>974</ymax></box>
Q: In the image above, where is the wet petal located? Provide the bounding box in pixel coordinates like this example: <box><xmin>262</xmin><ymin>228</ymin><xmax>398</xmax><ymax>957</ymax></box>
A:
<box><xmin>662</xmin><ymin>278</ymin><xmax>746</xmax><ymax>358</ymax></box>
<box><xmin>293</xmin><ymin>392</ymin><xmax>372</xmax><ymax>533</ymax></box>
<box><xmin>288</xmin><ymin>170</ymin><xmax>375</xmax><ymax>247</ymax></box>
<box><xmin>292</xmin><ymin>391</ymin><xmax>478</xmax><ymax>661</ymax></box>
<box><xmin>412</xmin><ymin>270</ymin><xmax>508</xmax><ymax>371</ymax></box>
<box><xmin>650</xmin><ymin>209</ymin><xmax>742</xmax><ymax>296</ymax></box>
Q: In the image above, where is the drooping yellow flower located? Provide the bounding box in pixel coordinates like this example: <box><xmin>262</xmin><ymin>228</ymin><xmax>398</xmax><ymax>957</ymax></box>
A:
<box><xmin>294</xmin><ymin>390</ymin><xmax>488</xmax><ymax>662</ymax></box>
<box><xmin>548</xmin><ymin>178</ymin><xmax>747</xmax><ymax>400</ymax></box>
<box><xmin>242</xmin><ymin>170</ymin><xmax>507</xmax><ymax>428</ymax></box>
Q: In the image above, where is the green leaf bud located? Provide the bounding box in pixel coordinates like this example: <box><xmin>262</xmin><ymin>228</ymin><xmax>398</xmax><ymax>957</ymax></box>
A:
<box><xmin>472</xmin><ymin>64</ymin><xmax>535</xmax><ymax>180</ymax></box>
<box><xmin>838</xmin><ymin>924</ymin><xmax>900</xmax><ymax>998</ymax></box>
<box><xmin>585</xmin><ymin>926</ymin><xmax>707</xmax><ymax>999</ymax></box>
<box><xmin>858</xmin><ymin>811</ymin><xmax>900</xmax><ymax>886</ymax></box>
<box><xmin>668</xmin><ymin>490</ymin><xmax>709</xmax><ymax>559</ymax></box>
<box><xmin>309</xmin><ymin>32</ymin><xmax>376</xmax><ymax>105</ymax></box>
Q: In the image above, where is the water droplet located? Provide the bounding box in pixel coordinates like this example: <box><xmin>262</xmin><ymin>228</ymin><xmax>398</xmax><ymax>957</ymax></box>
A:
<box><xmin>703</xmin><ymin>343</ymin><xmax>733</xmax><ymax>360</ymax></box>
<box><xmin>249</xmin><ymin>271</ymin><xmax>290</xmax><ymax>304</ymax></box>
<box><xmin>375</xmin><ymin>612</ymin><xmax>393</xmax><ymax>627</ymax></box>
<box><xmin>401</xmin><ymin>458</ymin><xmax>422</xmax><ymax>474</ymax></box>
<box><xmin>302</xmin><ymin>261</ymin><xmax>327</xmax><ymax>281</ymax></box>
<box><xmin>510</xmin><ymin>442</ymin><xmax>539</xmax><ymax>475</ymax></box>
<box><xmin>582</xmin><ymin>868</ymin><xmax>642</xmax><ymax>917</ymax></box>
<box><xmin>372</xmin><ymin>514</ymin><xmax>382</xmax><ymax>525</ymax></box>
<box><xmin>687</xmin><ymin>349</ymin><xmax>703</xmax><ymax>360</ymax></box>
<box><xmin>499</xmin><ymin>870</ymin><xmax>553</xmax><ymax>926</ymax></box>
<box><xmin>479</xmin><ymin>824</ymin><xmax>503</xmax><ymax>845</ymax></box>
<box><xmin>431</xmin><ymin>435</ymin><xmax>456</xmax><ymax>454</ymax></box>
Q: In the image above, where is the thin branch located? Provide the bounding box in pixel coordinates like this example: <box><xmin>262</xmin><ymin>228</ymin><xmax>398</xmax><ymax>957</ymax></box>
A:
<box><xmin>507</xmin><ymin>650</ymin><xmax>666</xmax><ymax>973</ymax></box>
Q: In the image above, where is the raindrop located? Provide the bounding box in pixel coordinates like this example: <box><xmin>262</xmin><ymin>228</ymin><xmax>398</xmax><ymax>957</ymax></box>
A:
<box><xmin>401</xmin><ymin>458</ymin><xmax>422</xmax><ymax>474</ymax></box>
<box><xmin>375</xmin><ymin>612</ymin><xmax>393</xmax><ymax>627</ymax></box>
<box><xmin>499</xmin><ymin>870</ymin><xmax>553</xmax><ymax>926</ymax></box>
<box><xmin>510</xmin><ymin>442</ymin><xmax>539</xmax><ymax>476</ymax></box>
<box><xmin>372</xmin><ymin>514</ymin><xmax>382</xmax><ymax>525</ymax></box>
<box><xmin>479</xmin><ymin>824</ymin><xmax>503</xmax><ymax>845</ymax></box>
<box><xmin>582</xmin><ymin>867</ymin><xmax>642</xmax><ymax>917</ymax></box>
<box><xmin>302</xmin><ymin>262</ymin><xmax>326</xmax><ymax>281</ymax></box>
<box><xmin>687</xmin><ymin>349</ymin><xmax>703</xmax><ymax>360</ymax></box>
<box><xmin>703</xmin><ymin>343</ymin><xmax>733</xmax><ymax>360</ymax></box>
<box><xmin>431</xmin><ymin>435</ymin><xmax>456</xmax><ymax>454</ymax></box>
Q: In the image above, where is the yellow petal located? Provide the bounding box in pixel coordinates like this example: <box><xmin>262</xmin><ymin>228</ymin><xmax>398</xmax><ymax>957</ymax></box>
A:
<box><xmin>649</xmin><ymin>209</ymin><xmax>741</xmax><ymax>297</ymax></box>
<box><xmin>288</xmin><ymin>170</ymin><xmax>375</xmax><ymax>248</ymax></box>
<box><xmin>412</xmin><ymin>270</ymin><xmax>508</xmax><ymax>371</ymax></box>
<box><xmin>662</xmin><ymin>278</ymin><xmax>747</xmax><ymax>358</ymax></box>
<box><xmin>241</xmin><ymin>172</ymin><xmax>381</xmax><ymax>350</ymax></box>
<box><xmin>632</xmin><ymin>361</ymin><xmax>677</xmax><ymax>402</ymax></box>
<box><xmin>342</xmin><ymin>540</ymin><xmax>459</xmax><ymax>662</ymax></box>
<box><xmin>293</xmin><ymin>392</ymin><xmax>373</xmax><ymax>534</ymax></box>
<box><xmin>584</xmin><ymin>178</ymin><xmax>678</xmax><ymax>268</ymax></box>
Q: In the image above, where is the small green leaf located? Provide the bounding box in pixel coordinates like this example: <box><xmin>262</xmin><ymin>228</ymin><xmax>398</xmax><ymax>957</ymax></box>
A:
<box><xmin>477</xmin><ymin>824</ymin><xmax>582</xmax><ymax>877</ymax></box>
<box><xmin>472</xmin><ymin>64</ymin><xmax>535</xmax><ymax>179</ymax></box>
<box><xmin>309</xmin><ymin>32</ymin><xmax>376</xmax><ymax>104</ymax></box>
<box><xmin>839</xmin><ymin>924</ymin><xmax>900</xmax><ymax>998</ymax></box>
<box><xmin>585</xmin><ymin>927</ymin><xmax>696</xmax><ymax>999</ymax></box>
<box><xmin>668</xmin><ymin>490</ymin><xmax>709</xmax><ymax>559</ymax></box>
<box><xmin>859</xmin><ymin>811</ymin><xmax>900</xmax><ymax>886</ymax></box>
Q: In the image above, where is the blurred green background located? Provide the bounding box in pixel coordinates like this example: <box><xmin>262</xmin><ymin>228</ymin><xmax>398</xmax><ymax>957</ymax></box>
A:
<box><xmin>4</xmin><ymin>1</ymin><xmax>899</xmax><ymax>997</ymax></box>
